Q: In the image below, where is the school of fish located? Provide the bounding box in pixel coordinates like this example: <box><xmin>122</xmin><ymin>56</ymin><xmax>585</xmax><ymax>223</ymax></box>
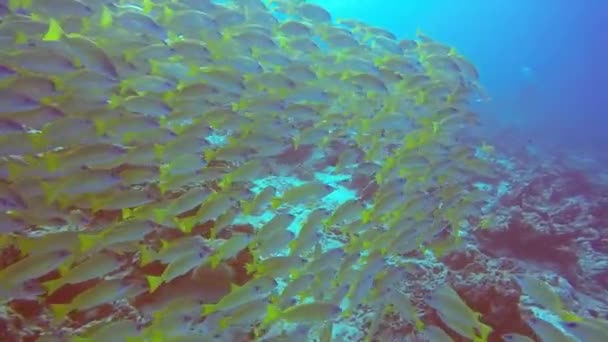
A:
<box><xmin>2</xmin><ymin>0</ymin><xmax>603</xmax><ymax>341</ymax></box>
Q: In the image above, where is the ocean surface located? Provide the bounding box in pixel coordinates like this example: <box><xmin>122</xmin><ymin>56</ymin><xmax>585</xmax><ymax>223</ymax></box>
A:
<box><xmin>0</xmin><ymin>1</ymin><xmax>607</xmax><ymax>341</ymax></box>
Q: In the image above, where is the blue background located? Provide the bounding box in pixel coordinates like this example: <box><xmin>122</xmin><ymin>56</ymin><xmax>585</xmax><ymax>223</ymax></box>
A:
<box><xmin>312</xmin><ymin>0</ymin><xmax>608</xmax><ymax>159</ymax></box>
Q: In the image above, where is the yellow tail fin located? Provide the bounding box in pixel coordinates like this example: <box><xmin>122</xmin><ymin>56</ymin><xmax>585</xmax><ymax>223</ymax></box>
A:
<box><xmin>201</xmin><ymin>304</ymin><xmax>216</xmax><ymax>316</ymax></box>
<box><xmin>50</xmin><ymin>304</ymin><xmax>72</xmax><ymax>322</ymax></box>
<box><xmin>42</xmin><ymin>279</ymin><xmax>63</xmax><ymax>294</ymax></box>
<box><xmin>78</xmin><ymin>234</ymin><xmax>99</xmax><ymax>252</ymax></box>
<box><xmin>100</xmin><ymin>6</ymin><xmax>113</xmax><ymax>28</ymax></box>
<box><xmin>43</xmin><ymin>18</ymin><xmax>63</xmax><ymax>41</ymax></box>
<box><xmin>146</xmin><ymin>275</ymin><xmax>163</xmax><ymax>293</ymax></box>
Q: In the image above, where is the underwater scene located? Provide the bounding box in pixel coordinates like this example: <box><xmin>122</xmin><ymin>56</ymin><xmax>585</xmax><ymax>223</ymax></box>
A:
<box><xmin>0</xmin><ymin>0</ymin><xmax>607</xmax><ymax>341</ymax></box>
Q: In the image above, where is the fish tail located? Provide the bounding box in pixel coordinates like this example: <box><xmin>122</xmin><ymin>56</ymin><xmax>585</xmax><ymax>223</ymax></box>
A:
<box><xmin>161</xmin><ymin>6</ymin><xmax>175</xmax><ymax>23</ymax></box>
<box><xmin>42</xmin><ymin>279</ymin><xmax>63</xmax><ymax>294</ymax></box>
<box><xmin>15</xmin><ymin>236</ymin><xmax>33</xmax><ymax>255</ymax></box>
<box><xmin>8</xmin><ymin>0</ymin><xmax>22</xmax><ymax>10</ymax></box>
<box><xmin>71</xmin><ymin>337</ymin><xmax>90</xmax><ymax>342</ymax></box>
<box><xmin>100</xmin><ymin>6</ymin><xmax>113</xmax><ymax>28</ymax></box>
<box><xmin>209</xmin><ymin>225</ymin><xmax>220</xmax><ymax>240</ymax></box>
<box><xmin>46</xmin><ymin>153</ymin><xmax>59</xmax><ymax>172</ymax></box>
<box><xmin>139</xmin><ymin>246</ymin><xmax>156</xmax><ymax>266</ymax></box>
<box><xmin>78</xmin><ymin>234</ymin><xmax>99</xmax><ymax>252</ymax></box>
<box><xmin>146</xmin><ymin>275</ymin><xmax>162</xmax><ymax>293</ymax></box>
<box><xmin>559</xmin><ymin>309</ymin><xmax>582</xmax><ymax>322</ymax></box>
<box><xmin>142</xmin><ymin>0</ymin><xmax>154</xmax><ymax>13</ymax></box>
<box><xmin>289</xmin><ymin>269</ymin><xmax>302</xmax><ymax>280</ymax></box>
<box><xmin>14</xmin><ymin>31</ymin><xmax>28</xmax><ymax>44</ymax></box>
<box><xmin>153</xmin><ymin>209</ymin><xmax>167</xmax><ymax>223</ymax></box>
<box><xmin>361</xmin><ymin>208</ymin><xmax>373</xmax><ymax>224</ymax></box>
<box><xmin>79</xmin><ymin>16</ymin><xmax>91</xmax><ymax>35</ymax></box>
<box><xmin>122</xmin><ymin>208</ymin><xmax>133</xmax><ymax>220</ymax></box>
<box><xmin>123</xmin><ymin>132</ymin><xmax>136</xmax><ymax>144</ymax></box>
<box><xmin>244</xmin><ymin>262</ymin><xmax>256</xmax><ymax>275</ymax></box>
<box><xmin>50</xmin><ymin>304</ymin><xmax>71</xmax><ymax>322</ymax></box>
<box><xmin>263</xmin><ymin>304</ymin><xmax>281</xmax><ymax>325</ymax></box>
<box><xmin>477</xmin><ymin>323</ymin><xmax>492</xmax><ymax>342</ymax></box>
<box><xmin>240</xmin><ymin>200</ymin><xmax>252</xmax><ymax>216</ymax></box>
<box><xmin>219</xmin><ymin>175</ymin><xmax>232</xmax><ymax>189</ymax></box>
<box><xmin>177</xmin><ymin>217</ymin><xmax>195</xmax><ymax>233</ymax></box>
<box><xmin>108</xmin><ymin>93</ymin><xmax>122</xmax><ymax>109</ymax></box>
<box><xmin>93</xmin><ymin>118</ymin><xmax>107</xmax><ymax>136</ymax></box>
<box><xmin>414</xmin><ymin>318</ymin><xmax>425</xmax><ymax>332</ymax></box>
<box><xmin>201</xmin><ymin>304</ymin><xmax>216</xmax><ymax>316</ymax></box>
<box><xmin>218</xmin><ymin>317</ymin><xmax>231</xmax><ymax>331</ymax></box>
<box><xmin>202</xmin><ymin>149</ymin><xmax>216</xmax><ymax>163</ymax></box>
<box><xmin>209</xmin><ymin>255</ymin><xmax>221</xmax><ymax>269</ymax></box>
<box><xmin>30</xmin><ymin>132</ymin><xmax>49</xmax><ymax>151</ymax></box>
<box><xmin>153</xmin><ymin>143</ymin><xmax>165</xmax><ymax>161</ymax></box>
<box><xmin>6</xmin><ymin>162</ymin><xmax>24</xmax><ymax>181</ymax></box>
<box><xmin>287</xmin><ymin>240</ymin><xmax>298</xmax><ymax>255</ymax></box>
<box><xmin>43</xmin><ymin>18</ymin><xmax>63</xmax><ymax>41</ymax></box>
<box><xmin>40</xmin><ymin>181</ymin><xmax>58</xmax><ymax>204</ymax></box>
<box><xmin>90</xmin><ymin>198</ymin><xmax>105</xmax><ymax>213</ymax></box>
<box><xmin>270</xmin><ymin>197</ymin><xmax>281</xmax><ymax>209</ymax></box>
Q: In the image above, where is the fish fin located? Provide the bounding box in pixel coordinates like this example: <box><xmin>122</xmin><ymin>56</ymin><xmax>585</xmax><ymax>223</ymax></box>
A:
<box><xmin>218</xmin><ymin>317</ymin><xmax>231</xmax><ymax>331</ymax></box>
<box><xmin>153</xmin><ymin>144</ymin><xmax>164</xmax><ymax>161</ymax></box>
<box><xmin>209</xmin><ymin>255</ymin><xmax>220</xmax><ymax>268</ymax></box>
<box><xmin>100</xmin><ymin>6</ymin><xmax>113</xmax><ymax>28</ymax></box>
<box><xmin>142</xmin><ymin>0</ymin><xmax>154</xmax><ymax>13</ymax></box>
<box><xmin>40</xmin><ymin>181</ymin><xmax>58</xmax><ymax>204</ymax></box>
<box><xmin>476</xmin><ymin>323</ymin><xmax>492</xmax><ymax>342</ymax></box>
<box><xmin>7</xmin><ymin>0</ymin><xmax>20</xmax><ymax>10</ymax></box>
<box><xmin>71</xmin><ymin>337</ymin><xmax>90</xmax><ymax>342</ymax></box>
<box><xmin>289</xmin><ymin>269</ymin><xmax>302</xmax><ymax>280</ymax></box>
<box><xmin>15</xmin><ymin>236</ymin><xmax>33</xmax><ymax>255</ymax></box>
<box><xmin>159</xmin><ymin>239</ymin><xmax>170</xmax><ymax>250</ymax></box>
<box><xmin>414</xmin><ymin>319</ymin><xmax>425</xmax><ymax>332</ymax></box>
<box><xmin>361</xmin><ymin>208</ymin><xmax>373</xmax><ymax>224</ymax></box>
<box><xmin>219</xmin><ymin>175</ymin><xmax>232</xmax><ymax>189</ymax></box>
<box><xmin>79</xmin><ymin>16</ymin><xmax>91</xmax><ymax>34</ymax></box>
<box><xmin>122</xmin><ymin>208</ymin><xmax>133</xmax><ymax>220</ymax></box>
<box><xmin>108</xmin><ymin>93</ymin><xmax>122</xmax><ymax>109</ymax></box>
<box><xmin>14</xmin><ymin>31</ymin><xmax>28</xmax><ymax>44</ymax></box>
<box><xmin>202</xmin><ymin>149</ymin><xmax>216</xmax><ymax>163</ymax></box>
<box><xmin>78</xmin><ymin>234</ymin><xmax>99</xmax><ymax>252</ymax></box>
<box><xmin>90</xmin><ymin>197</ymin><xmax>105</xmax><ymax>213</ymax></box>
<box><xmin>153</xmin><ymin>209</ymin><xmax>167</xmax><ymax>223</ymax></box>
<box><xmin>209</xmin><ymin>226</ymin><xmax>218</xmax><ymax>240</ymax></box>
<box><xmin>30</xmin><ymin>132</ymin><xmax>49</xmax><ymax>151</ymax></box>
<box><xmin>162</xmin><ymin>6</ymin><xmax>174</xmax><ymax>23</ymax></box>
<box><xmin>559</xmin><ymin>310</ymin><xmax>581</xmax><ymax>322</ymax></box>
<box><xmin>42</xmin><ymin>279</ymin><xmax>62</xmax><ymax>294</ymax></box>
<box><xmin>146</xmin><ymin>275</ymin><xmax>162</xmax><ymax>293</ymax></box>
<box><xmin>240</xmin><ymin>200</ymin><xmax>253</xmax><ymax>216</ymax></box>
<box><xmin>244</xmin><ymin>262</ymin><xmax>256</xmax><ymax>275</ymax></box>
<box><xmin>43</xmin><ymin>18</ymin><xmax>63</xmax><ymax>41</ymax></box>
<box><xmin>139</xmin><ymin>246</ymin><xmax>156</xmax><ymax>266</ymax></box>
<box><xmin>201</xmin><ymin>304</ymin><xmax>216</xmax><ymax>316</ymax></box>
<box><xmin>288</xmin><ymin>240</ymin><xmax>298</xmax><ymax>254</ymax></box>
<box><xmin>50</xmin><ymin>304</ymin><xmax>71</xmax><ymax>322</ymax></box>
<box><xmin>264</xmin><ymin>304</ymin><xmax>281</xmax><ymax>325</ymax></box>
<box><xmin>177</xmin><ymin>217</ymin><xmax>195</xmax><ymax>233</ymax></box>
<box><xmin>93</xmin><ymin>118</ymin><xmax>108</xmax><ymax>136</ymax></box>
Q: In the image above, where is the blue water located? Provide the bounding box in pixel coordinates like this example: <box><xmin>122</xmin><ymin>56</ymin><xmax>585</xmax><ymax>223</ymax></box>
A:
<box><xmin>313</xmin><ymin>0</ymin><xmax>608</xmax><ymax>161</ymax></box>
